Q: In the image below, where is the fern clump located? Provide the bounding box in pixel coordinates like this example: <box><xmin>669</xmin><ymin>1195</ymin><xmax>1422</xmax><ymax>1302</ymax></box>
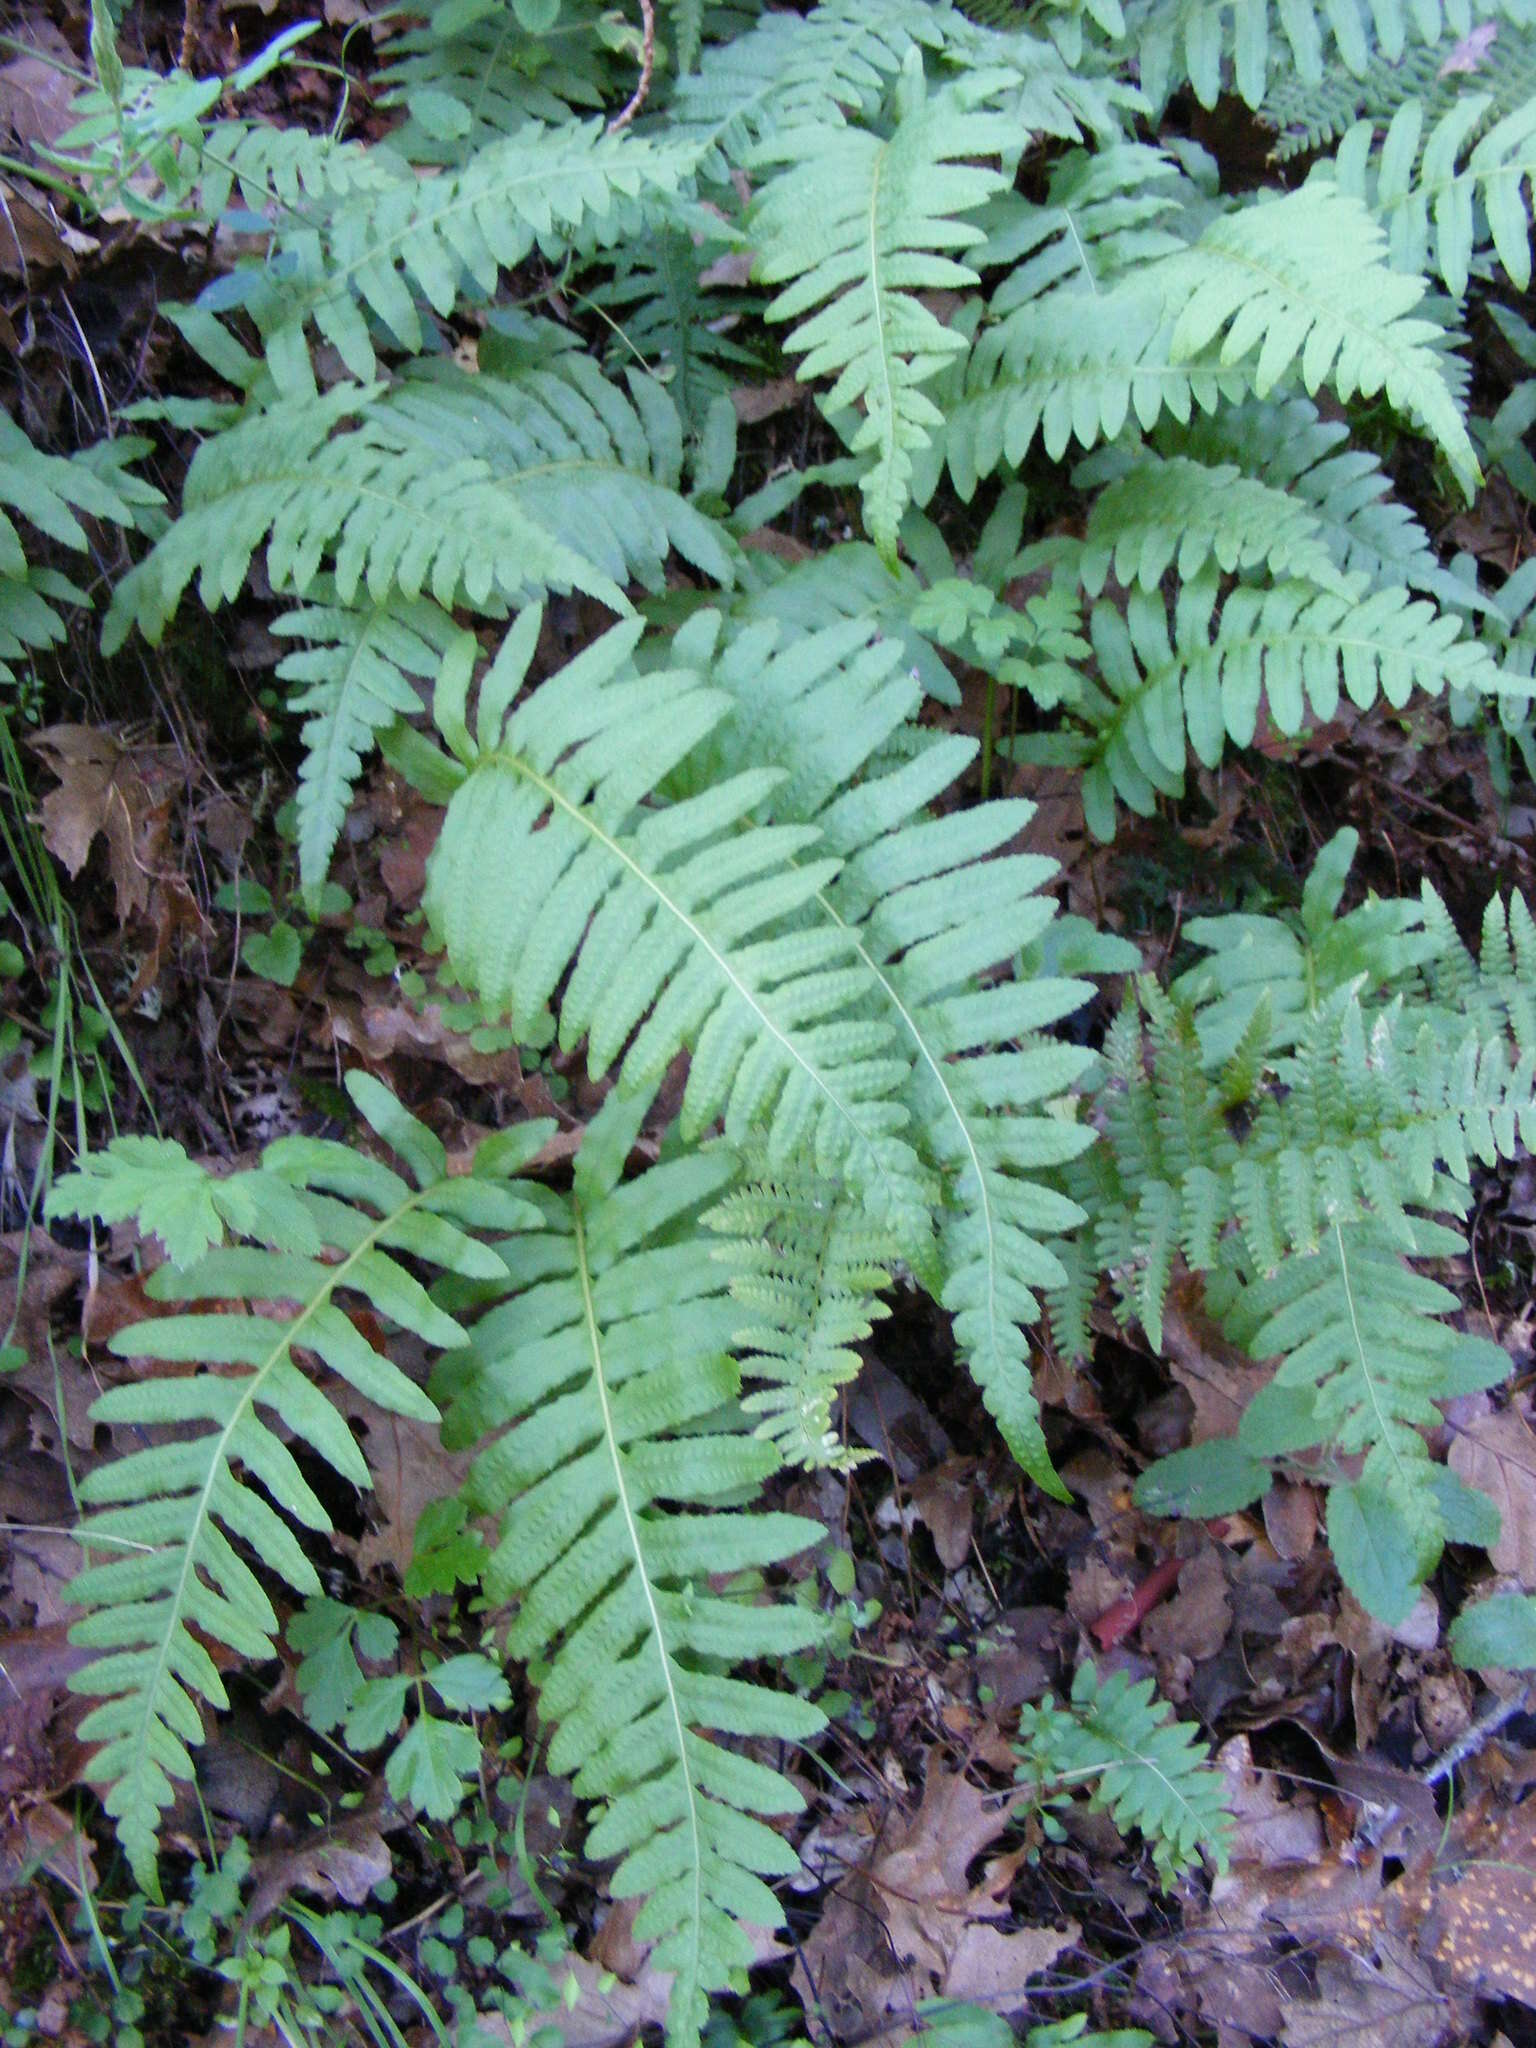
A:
<box><xmin>31</xmin><ymin>0</ymin><xmax>1536</xmax><ymax>2029</ymax></box>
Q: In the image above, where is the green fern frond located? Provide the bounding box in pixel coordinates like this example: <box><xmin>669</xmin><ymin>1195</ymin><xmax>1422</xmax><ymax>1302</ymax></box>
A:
<box><xmin>1077</xmin><ymin>452</ymin><xmax>1354</xmax><ymax>597</ymax></box>
<box><xmin>418</xmin><ymin>606</ymin><xmax>935</xmax><ymax>1234</ymax></box>
<box><xmin>676</xmin><ymin>0</ymin><xmax>951</xmax><ymax>167</ymax></box>
<box><xmin>706</xmin><ymin>1162</ymin><xmax>895</xmax><ymax>1470</ymax></box>
<box><xmin>272</xmin><ymin>587</ymin><xmax>468</xmax><ymax>905</ymax></box>
<box><xmin>585</xmin><ymin>221</ymin><xmax>764</xmax><ymax>434</ymax></box>
<box><xmin>43</xmin><ymin>1074</ymin><xmax>550</xmax><ymax>1892</ymax></box>
<box><xmin>103</xmin><ymin>351</ymin><xmax>737</xmax><ymax>651</ymax></box>
<box><xmin>673</xmin><ymin>608</ymin><xmax>1096</xmax><ymax>1491</ymax></box>
<box><xmin>1332</xmin><ymin>94</ymin><xmax>1536</xmax><ymax>294</ymax></box>
<box><xmin>1033</xmin><ymin>570</ymin><xmax>1506</xmax><ymax>839</ymax></box>
<box><xmin>440</xmin><ymin>1119</ymin><xmax>827</xmax><ymax>2046</ymax></box>
<box><xmin>942</xmin><ymin>272</ymin><xmax>1256</xmax><ymax>494</ymax></box>
<box><xmin>1171</xmin><ymin>827</ymin><xmax>1444</xmax><ymax>1064</ymax></box>
<box><xmin>1229</xmin><ymin>1216</ymin><xmax>1510</xmax><ymax>1618</ymax></box>
<box><xmin>1262</xmin><ymin>20</ymin><xmax>1536</xmax><ymax>161</ymax></box>
<box><xmin>1016</xmin><ymin>1662</ymin><xmax>1231</xmax><ymax>1884</ymax></box>
<box><xmin>1164</xmin><ymin>394</ymin><xmax>1471</xmax><ymax>607</ymax></box>
<box><xmin>375</xmin><ymin>0</ymin><xmax>616</xmax><ymax>161</ymax></box>
<box><xmin>1117</xmin><ymin>0</ymin><xmax>1533</xmax><ymax>114</ymax></box>
<box><xmin>982</xmin><ymin>145</ymin><xmax>1199</xmax><ymax>316</ymax></box>
<box><xmin>1163</xmin><ymin>181</ymin><xmax>1479</xmax><ymax>497</ymax></box>
<box><xmin>0</xmin><ymin>416</ymin><xmax>158</xmax><ymax>683</ymax></box>
<box><xmin>212</xmin><ymin>117</ymin><xmax>700</xmax><ymax>394</ymax></box>
<box><xmin>752</xmin><ymin>53</ymin><xmax>1013</xmax><ymax>560</ymax></box>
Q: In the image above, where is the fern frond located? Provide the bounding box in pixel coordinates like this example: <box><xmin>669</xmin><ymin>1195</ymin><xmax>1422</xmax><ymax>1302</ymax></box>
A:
<box><xmin>375</xmin><ymin>0</ymin><xmax>617</xmax><ymax>161</ymax></box>
<box><xmin>1171</xmin><ymin>826</ymin><xmax>1444</xmax><ymax>1064</ymax></box>
<box><xmin>0</xmin><ymin>417</ymin><xmax>157</xmax><ymax>683</ymax></box>
<box><xmin>673</xmin><ymin>609</ymin><xmax>1096</xmax><ymax>1491</ymax></box>
<box><xmin>104</xmin><ymin>351</ymin><xmax>737</xmax><ymax>651</ymax></box>
<box><xmin>1164</xmin><ymin>394</ymin><xmax>1470</xmax><ymax>606</ymax></box>
<box><xmin>1332</xmin><ymin>94</ymin><xmax>1536</xmax><ymax>295</ymax></box>
<box><xmin>1078</xmin><ymin>452</ymin><xmax>1354</xmax><ymax>597</ymax></box>
<box><xmin>1228</xmin><ymin>1216</ymin><xmax>1509</xmax><ymax>1618</ymax></box>
<box><xmin>1016</xmin><ymin>1662</ymin><xmax>1231</xmax><ymax>1884</ymax></box>
<box><xmin>419</xmin><ymin>607</ymin><xmax>934</xmax><ymax>1234</ymax></box>
<box><xmin>441</xmin><ymin>1122</ymin><xmax>826</xmax><ymax>2045</ymax></box>
<box><xmin>982</xmin><ymin>144</ymin><xmax>1198</xmax><ymax>316</ymax></box>
<box><xmin>1118</xmin><ymin>0</ymin><xmax>1535</xmax><ymax>114</ymax></box>
<box><xmin>1037</xmin><ymin>570</ymin><xmax>1506</xmax><ymax>839</ymax></box>
<box><xmin>705</xmin><ymin>1162</ymin><xmax>895</xmax><ymax>1470</ymax></box>
<box><xmin>752</xmin><ymin>54</ymin><xmax>1011</xmax><ymax>561</ymax></box>
<box><xmin>586</xmin><ymin>221</ymin><xmax>764</xmax><ymax>434</ymax></box>
<box><xmin>212</xmin><ymin>117</ymin><xmax>700</xmax><ymax>394</ymax></box>
<box><xmin>1164</xmin><ymin>181</ymin><xmax>1479</xmax><ymax>497</ymax></box>
<box><xmin>942</xmin><ymin>273</ymin><xmax>1256</xmax><ymax>494</ymax></box>
<box><xmin>44</xmin><ymin>1075</ymin><xmax>550</xmax><ymax>1891</ymax></box>
<box><xmin>272</xmin><ymin>587</ymin><xmax>467</xmax><ymax>905</ymax></box>
<box><xmin>675</xmin><ymin>0</ymin><xmax>950</xmax><ymax>167</ymax></box>
<box><xmin>1263</xmin><ymin>20</ymin><xmax>1536</xmax><ymax>161</ymax></box>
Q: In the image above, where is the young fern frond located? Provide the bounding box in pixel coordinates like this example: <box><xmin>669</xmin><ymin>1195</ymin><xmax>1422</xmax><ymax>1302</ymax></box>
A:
<box><xmin>1016</xmin><ymin>1662</ymin><xmax>1231</xmax><ymax>1885</ymax></box>
<box><xmin>104</xmin><ymin>352</ymin><xmax>737</xmax><ymax>651</ymax></box>
<box><xmin>705</xmin><ymin>1162</ymin><xmax>895</xmax><ymax>1472</ymax></box>
<box><xmin>43</xmin><ymin>1075</ymin><xmax>550</xmax><ymax>1892</ymax></box>
<box><xmin>752</xmin><ymin>54</ymin><xmax>1013</xmax><ymax>560</ymax></box>
<box><xmin>437</xmin><ymin>1115</ymin><xmax>827</xmax><ymax>2045</ymax></box>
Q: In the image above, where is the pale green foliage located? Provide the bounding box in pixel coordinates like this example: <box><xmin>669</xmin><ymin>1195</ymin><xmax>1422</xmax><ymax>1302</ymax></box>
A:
<box><xmin>1110</xmin><ymin>0</ymin><xmax>1536</xmax><ymax>115</ymax></box>
<box><xmin>43</xmin><ymin>1074</ymin><xmax>549</xmax><ymax>1891</ymax></box>
<box><xmin>273</xmin><ymin>586</ymin><xmax>465</xmax><ymax>906</ymax></box>
<box><xmin>0</xmin><ymin>417</ymin><xmax>156</xmax><ymax>688</ymax></box>
<box><xmin>1064</xmin><ymin>836</ymin><xmax>1535</xmax><ymax>1620</ymax></box>
<box><xmin>1021</xmin><ymin>569</ymin><xmax>1507</xmax><ymax>839</ymax></box>
<box><xmin>437</xmin><ymin>1105</ymin><xmax>827</xmax><ymax>2043</ymax></box>
<box><xmin>706</xmin><ymin>1164</ymin><xmax>896</xmax><ymax>1471</ymax></box>
<box><xmin>1016</xmin><ymin>1662</ymin><xmax>1231</xmax><ymax>1884</ymax></box>
<box><xmin>1333</xmin><ymin>94</ymin><xmax>1536</xmax><ymax>293</ymax></box>
<box><xmin>42</xmin><ymin>0</ymin><xmax>1536</xmax><ymax>2026</ymax></box>
<box><xmin>753</xmin><ymin>54</ymin><xmax>1013</xmax><ymax>560</ymax></box>
<box><xmin>106</xmin><ymin>345</ymin><xmax>736</xmax><ymax>650</ymax></box>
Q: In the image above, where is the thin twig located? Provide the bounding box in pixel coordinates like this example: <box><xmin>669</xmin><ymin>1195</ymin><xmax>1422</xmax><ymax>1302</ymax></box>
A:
<box><xmin>606</xmin><ymin>0</ymin><xmax>655</xmax><ymax>134</ymax></box>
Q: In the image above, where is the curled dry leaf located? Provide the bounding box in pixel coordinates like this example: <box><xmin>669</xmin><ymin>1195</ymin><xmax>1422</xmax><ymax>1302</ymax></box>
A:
<box><xmin>792</xmin><ymin>1761</ymin><xmax>1075</xmax><ymax>2040</ymax></box>
<box><xmin>1448</xmin><ymin>1404</ymin><xmax>1536</xmax><ymax>1584</ymax></box>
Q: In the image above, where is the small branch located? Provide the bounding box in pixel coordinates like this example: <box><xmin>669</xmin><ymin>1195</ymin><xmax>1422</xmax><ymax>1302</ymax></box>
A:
<box><xmin>606</xmin><ymin>0</ymin><xmax>655</xmax><ymax>134</ymax></box>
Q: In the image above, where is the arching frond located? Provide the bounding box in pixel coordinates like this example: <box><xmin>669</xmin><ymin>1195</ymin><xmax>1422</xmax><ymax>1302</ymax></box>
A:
<box><xmin>44</xmin><ymin>1076</ymin><xmax>550</xmax><ymax>1891</ymax></box>
<box><xmin>104</xmin><ymin>352</ymin><xmax>738</xmax><ymax>650</ymax></box>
